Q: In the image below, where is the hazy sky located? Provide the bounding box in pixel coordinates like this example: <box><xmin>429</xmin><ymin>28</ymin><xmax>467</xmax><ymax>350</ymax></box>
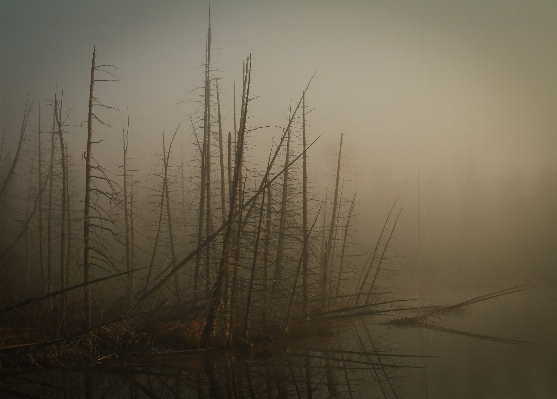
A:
<box><xmin>2</xmin><ymin>1</ymin><xmax>556</xmax><ymax>162</ymax></box>
<box><xmin>1</xmin><ymin>0</ymin><xmax>556</xmax><ymax>292</ymax></box>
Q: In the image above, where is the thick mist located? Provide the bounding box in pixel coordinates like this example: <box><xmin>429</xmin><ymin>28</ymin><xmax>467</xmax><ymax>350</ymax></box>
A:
<box><xmin>1</xmin><ymin>1</ymin><xmax>556</xmax><ymax>397</ymax></box>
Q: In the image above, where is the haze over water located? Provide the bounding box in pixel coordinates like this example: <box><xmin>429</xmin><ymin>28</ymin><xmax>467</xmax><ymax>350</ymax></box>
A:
<box><xmin>1</xmin><ymin>1</ymin><xmax>556</xmax><ymax>397</ymax></box>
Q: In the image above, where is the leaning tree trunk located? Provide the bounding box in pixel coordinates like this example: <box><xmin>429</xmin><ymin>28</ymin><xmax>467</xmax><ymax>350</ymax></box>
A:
<box><xmin>335</xmin><ymin>192</ymin><xmax>356</xmax><ymax>299</ymax></box>
<box><xmin>162</xmin><ymin>132</ymin><xmax>180</xmax><ymax>304</ymax></box>
<box><xmin>145</xmin><ymin>143</ymin><xmax>167</xmax><ymax>291</ymax></box>
<box><xmin>271</xmin><ymin>126</ymin><xmax>291</xmax><ymax>315</ymax></box>
<box><xmin>243</xmin><ymin>180</ymin><xmax>266</xmax><ymax>340</ymax></box>
<box><xmin>323</xmin><ymin>134</ymin><xmax>343</xmax><ymax>310</ymax></box>
<box><xmin>262</xmin><ymin>182</ymin><xmax>272</xmax><ymax>318</ymax></box>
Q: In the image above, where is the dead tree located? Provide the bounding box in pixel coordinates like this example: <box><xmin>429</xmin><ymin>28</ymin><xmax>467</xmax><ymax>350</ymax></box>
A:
<box><xmin>0</xmin><ymin>100</ymin><xmax>31</xmax><ymax>201</ymax></box>
<box><xmin>200</xmin><ymin>55</ymin><xmax>251</xmax><ymax>348</ymax></box>
<box><xmin>365</xmin><ymin>208</ymin><xmax>402</xmax><ymax>303</ymax></box>
<box><xmin>145</xmin><ymin>140</ymin><xmax>168</xmax><ymax>291</ymax></box>
<box><xmin>24</xmin><ymin>158</ymin><xmax>34</xmax><ymax>294</ymax></box>
<box><xmin>227</xmin><ymin>176</ymin><xmax>245</xmax><ymax>346</ymax></box>
<box><xmin>270</xmin><ymin>125</ymin><xmax>291</xmax><ymax>315</ymax></box>
<box><xmin>262</xmin><ymin>181</ymin><xmax>272</xmax><ymax>316</ymax></box>
<box><xmin>55</xmin><ymin>93</ymin><xmax>68</xmax><ymax>317</ymax></box>
<box><xmin>302</xmin><ymin>94</ymin><xmax>309</xmax><ymax>318</ymax></box>
<box><xmin>83</xmin><ymin>47</ymin><xmax>97</xmax><ymax>330</ymax></box>
<box><xmin>355</xmin><ymin>198</ymin><xmax>399</xmax><ymax>306</ymax></box>
<box><xmin>122</xmin><ymin>123</ymin><xmax>131</xmax><ymax>301</ymax></box>
<box><xmin>82</xmin><ymin>46</ymin><xmax>119</xmax><ymax>329</ymax></box>
<box><xmin>323</xmin><ymin>134</ymin><xmax>343</xmax><ymax>309</ymax></box>
<box><xmin>37</xmin><ymin>102</ymin><xmax>46</xmax><ymax>294</ymax></box>
<box><xmin>203</xmin><ymin>10</ymin><xmax>213</xmax><ymax>297</ymax></box>
<box><xmin>63</xmin><ymin>142</ymin><xmax>72</xmax><ymax>296</ymax></box>
<box><xmin>243</xmin><ymin>176</ymin><xmax>266</xmax><ymax>340</ymax></box>
<box><xmin>217</xmin><ymin>81</ymin><xmax>226</xmax><ymax>225</ymax></box>
<box><xmin>163</xmin><ymin>130</ymin><xmax>180</xmax><ymax>303</ymax></box>
<box><xmin>83</xmin><ymin>46</ymin><xmax>96</xmax><ymax>329</ymax></box>
<box><xmin>193</xmin><ymin>118</ymin><xmax>207</xmax><ymax>300</ymax></box>
<box><xmin>0</xmin><ymin>167</ymin><xmax>50</xmax><ymax>265</ymax></box>
<box><xmin>180</xmin><ymin>139</ymin><xmax>187</xmax><ymax>252</ymax></box>
<box><xmin>130</xmin><ymin>177</ymin><xmax>136</xmax><ymax>296</ymax></box>
<box><xmin>47</xmin><ymin>98</ymin><xmax>56</xmax><ymax>308</ymax></box>
<box><xmin>335</xmin><ymin>192</ymin><xmax>356</xmax><ymax>299</ymax></box>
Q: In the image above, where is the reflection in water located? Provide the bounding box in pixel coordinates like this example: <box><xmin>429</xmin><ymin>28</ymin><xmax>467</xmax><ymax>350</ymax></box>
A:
<box><xmin>6</xmin><ymin>289</ymin><xmax>552</xmax><ymax>398</ymax></box>
<box><xmin>2</xmin><ymin>286</ymin><xmax>550</xmax><ymax>398</ymax></box>
<box><xmin>2</xmin><ymin>317</ymin><xmax>425</xmax><ymax>398</ymax></box>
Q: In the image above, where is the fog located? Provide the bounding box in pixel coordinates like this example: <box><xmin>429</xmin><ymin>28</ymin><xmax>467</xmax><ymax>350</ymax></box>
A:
<box><xmin>1</xmin><ymin>1</ymin><xmax>556</xmax><ymax>397</ymax></box>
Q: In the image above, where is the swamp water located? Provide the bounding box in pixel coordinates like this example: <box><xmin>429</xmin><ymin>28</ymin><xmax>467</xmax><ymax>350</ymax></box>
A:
<box><xmin>2</xmin><ymin>288</ymin><xmax>555</xmax><ymax>398</ymax></box>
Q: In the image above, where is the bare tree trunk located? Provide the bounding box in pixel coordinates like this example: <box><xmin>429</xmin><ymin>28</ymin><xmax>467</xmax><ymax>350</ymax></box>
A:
<box><xmin>181</xmin><ymin>140</ymin><xmax>187</xmax><ymax>252</ymax></box>
<box><xmin>223</xmin><ymin>132</ymin><xmax>230</xmax><ymax>321</ymax></box>
<box><xmin>323</xmin><ymin>134</ymin><xmax>343</xmax><ymax>310</ymax></box>
<box><xmin>24</xmin><ymin>164</ymin><xmax>33</xmax><ymax>294</ymax></box>
<box><xmin>204</xmin><ymin>10</ymin><xmax>213</xmax><ymax>297</ymax></box>
<box><xmin>201</xmin><ymin>56</ymin><xmax>250</xmax><ymax>348</ymax></box>
<box><xmin>238</xmin><ymin>84</ymin><xmax>313</xmax><ymax>233</ymax></box>
<box><xmin>56</xmin><ymin>93</ymin><xmax>68</xmax><ymax>318</ymax></box>
<box><xmin>137</xmin><ymin>67</ymin><xmax>316</xmax><ymax>310</ymax></box>
<box><xmin>194</xmin><ymin>127</ymin><xmax>207</xmax><ymax>301</ymax></box>
<box><xmin>162</xmin><ymin>132</ymin><xmax>180</xmax><ymax>303</ymax></box>
<box><xmin>243</xmin><ymin>181</ymin><xmax>266</xmax><ymax>340</ymax></box>
<box><xmin>64</xmin><ymin>143</ymin><xmax>71</xmax><ymax>295</ymax></box>
<box><xmin>335</xmin><ymin>193</ymin><xmax>356</xmax><ymax>299</ymax></box>
<box><xmin>302</xmin><ymin>94</ymin><xmax>309</xmax><ymax>318</ymax></box>
<box><xmin>83</xmin><ymin>46</ymin><xmax>96</xmax><ymax>330</ymax></box>
<box><xmin>262</xmin><ymin>182</ymin><xmax>272</xmax><ymax>319</ymax></box>
<box><xmin>270</xmin><ymin>126</ymin><xmax>291</xmax><ymax>314</ymax></box>
<box><xmin>0</xmin><ymin>169</ymin><xmax>50</xmax><ymax>265</ymax></box>
<box><xmin>285</xmin><ymin>204</ymin><xmax>322</xmax><ymax>330</ymax></box>
<box><xmin>47</xmin><ymin>99</ymin><xmax>56</xmax><ymax>310</ymax></box>
<box><xmin>233</xmin><ymin>81</ymin><xmax>237</xmax><ymax>156</ymax></box>
<box><xmin>37</xmin><ymin>103</ymin><xmax>46</xmax><ymax>294</ymax></box>
<box><xmin>217</xmin><ymin>81</ymin><xmax>226</xmax><ymax>225</ymax></box>
<box><xmin>122</xmin><ymin>125</ymin><xmax>131</xmax><ymax>301</ymax></box>
<box><xmin>227</xmin><ymin>178</ymin><xmax>244</xmax><ymax>346</ymax></box>
<box><xmin>145</xmin><ymin>142</ymin><xmax>167</xmax><ymax>290</ymax></box>
<box><xmin>320</xmin><ymin>192</ymin><xmax>327</xmax><ymax>308</ymax></box>
<box><xmin>130</xmin><ymin>178</ymin><xmax>136</xmax><ymax>296</ymax></box>
<box><xmin>0</xmin><ymin>101</ymin><xmax>31</xmax><ymax>200</ymax></box>
<box><xmin>227</xmin><ymin>132</ymin><xmax>232</xmax><ymax>203</ymax></box>
<box><xmin>355</xmin><ymin>198</ymin><xmax>398</xmax><ymax>306</ymax></box>
<box><xmin>365</xmin><ymin>208</ymin><xmax>402</xmax><ymax>303</ymax></box>
<box><xmin>227</xmin><ymin>76</ymin><xmax>247</xmax><ymax>340</ymax></box>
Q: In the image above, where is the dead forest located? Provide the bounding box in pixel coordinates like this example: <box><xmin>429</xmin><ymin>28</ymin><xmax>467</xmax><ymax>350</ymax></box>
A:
<box><xmin>0</xmin><ymin>15</ymin><xmax>412</xmax><ymax>365</ymax></box>
<box><xmin>0</xmin><ymin>17</ymin><xmax>533</xmax><ymax>391</ymax></box>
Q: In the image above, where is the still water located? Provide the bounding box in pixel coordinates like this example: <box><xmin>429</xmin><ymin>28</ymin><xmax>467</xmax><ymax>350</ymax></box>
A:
<box><xmin>2</xmin><ymin>288</ymin><xmax>555</xmax><ymax>398</ymax></box>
